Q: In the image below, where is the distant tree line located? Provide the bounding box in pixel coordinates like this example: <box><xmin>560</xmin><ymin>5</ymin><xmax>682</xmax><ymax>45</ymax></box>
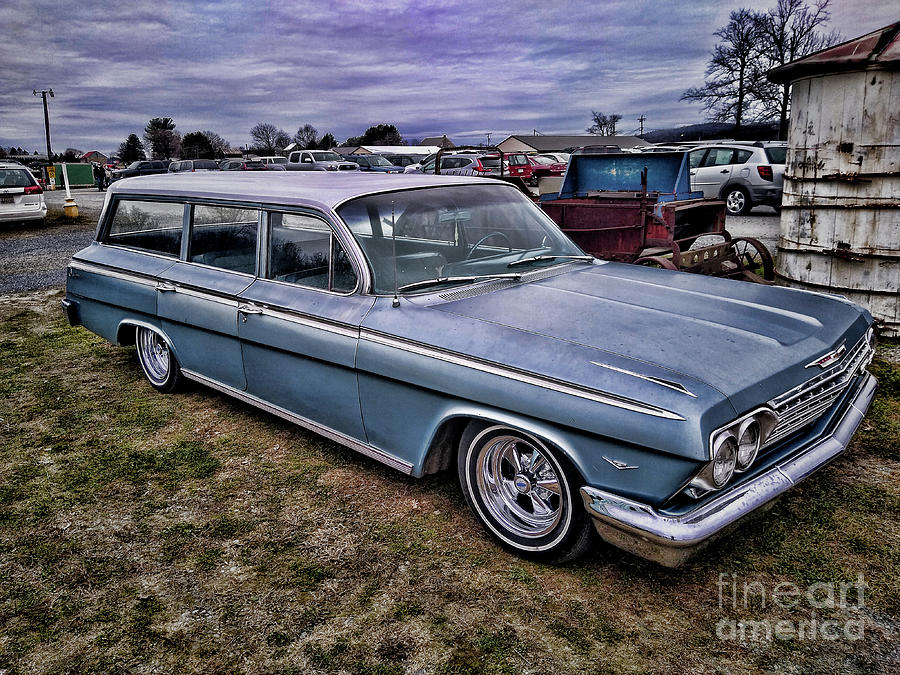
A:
<box><xmin>681</xmin><ymin>0</ymin><xmax>840</xmax><ymax>138</ymax></box>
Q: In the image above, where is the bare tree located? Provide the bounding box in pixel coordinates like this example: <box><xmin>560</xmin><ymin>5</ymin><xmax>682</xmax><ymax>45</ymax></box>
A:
<box><xmin>201</xmin><ymin>130</ymin><xmax>230</xmax><ymax>158</ymax></box>
<box><xmin>144</xmin><ymin>117</ymin><xmax>181</xmax><ymax>159</ymax></box>
<box><xmin>293</xmin><ymin>124</ymin><xmax>319</xmax><ymax>149</ymax></box>
<box><xmin>758</xmin><ymin>0</ymin><xmax>840</xmax><ymax>138</ymax></box>
<box><xmin>681</xmin><ymin>9</ymin><xmax>767</xmax><ymax>134</ymax></box>
<box><xmin>250</xmin><ymin>122</ymin><xmax>290</xmax><ymax>155</ymax></box>
<box><xmin>586</xmin><ymin>111</ymin><xmax>623</xmax><ymax>136</ymax></box>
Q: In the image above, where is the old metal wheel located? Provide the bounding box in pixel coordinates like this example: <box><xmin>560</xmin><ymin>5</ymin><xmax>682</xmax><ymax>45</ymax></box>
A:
<box><xmin>731</xmin><ymin>236</ymin><xmax>775</xmax><ymax>281</ymax></box>
<box><xmin>458</xmin><ymin>423</ymin><xmax>593</xmax><ymax>563</ymax></box>
<box><xmin>135</xmin><ymin>326</ymin><xmax>182</xmax><ymax>393</ymax></box>
<box><xmin>634</xmin><ymin>255</ymin><xmax>679</xmax><ymax>270</ymax></box>
<box><xmin>724</xmin><ymin>186</ymin><xmax>751</xmax><ymax>216</ymax></box>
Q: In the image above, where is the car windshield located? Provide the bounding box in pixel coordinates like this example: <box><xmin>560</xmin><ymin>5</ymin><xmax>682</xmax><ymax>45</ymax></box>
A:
<box><xmin>763</xmin><ymin>147</ymin><xmax>787</xmax><ymax>164</ymax></box>
<box><xmin>312</xmin><ymin>152</ymin><xmax>342</xmax><ymax>161</ymax></box>
<box><xmin>368</xmin><ymin>156</ymin><xmax>392</xmax><ymax>166</ymax></box>
<box><xmin>337</xmin><ymin>184</ymin><xmax>587</xmax><ymax>294</ymax></box>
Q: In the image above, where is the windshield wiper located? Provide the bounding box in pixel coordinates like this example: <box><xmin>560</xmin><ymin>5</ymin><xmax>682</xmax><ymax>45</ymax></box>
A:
<box><xmin>397</xmin><ymin>273</ymin><xmax>522</xmax><ymax>293</ymax></box>
<box><xmin>507</xmin><ymin>254</ymin><xmax>594</xmax><ymax>268</ymax></box>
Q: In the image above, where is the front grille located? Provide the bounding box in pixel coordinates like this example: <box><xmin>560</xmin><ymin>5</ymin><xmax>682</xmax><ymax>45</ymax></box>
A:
<box><xmin>764</xmin><ymin>331</ymin><xmax>874</xmax><ymax>447</ymax></box>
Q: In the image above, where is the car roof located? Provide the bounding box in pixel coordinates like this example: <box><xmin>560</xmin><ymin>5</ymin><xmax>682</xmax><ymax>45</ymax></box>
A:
<box><xmin>106</xmin><ymin>172</ymin><xmax>499</xmax><ymax>211</ymax></box>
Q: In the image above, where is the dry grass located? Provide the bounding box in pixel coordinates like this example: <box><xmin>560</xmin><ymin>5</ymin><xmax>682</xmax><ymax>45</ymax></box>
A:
<box><xmin>1</xmin><ymin>289</ymin><xmax>898</xmax><ymax>674</ymax></box>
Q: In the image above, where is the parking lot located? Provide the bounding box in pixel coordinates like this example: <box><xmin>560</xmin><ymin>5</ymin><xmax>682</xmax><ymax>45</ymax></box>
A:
<box><xmin>3</xmin><ymin>188</ymin><xmax>780</xmax><ymax>296</ymax></box>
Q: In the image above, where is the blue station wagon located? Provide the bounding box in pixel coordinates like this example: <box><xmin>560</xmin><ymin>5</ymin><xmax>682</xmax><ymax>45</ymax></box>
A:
<box><xmin>63</xmin><ymin>172</ymin><xmax>877</xmax><ymax>566</ymax></box>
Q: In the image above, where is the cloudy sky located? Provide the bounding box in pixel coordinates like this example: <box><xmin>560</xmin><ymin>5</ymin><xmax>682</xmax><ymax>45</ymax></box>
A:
<box><xmin>2</xmin><ymin>0</ymin><xmax>896</xmax><ymax>155</ymax></box>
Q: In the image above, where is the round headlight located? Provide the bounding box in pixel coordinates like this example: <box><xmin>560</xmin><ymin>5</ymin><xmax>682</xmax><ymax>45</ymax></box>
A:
<box><xmin>712</xmin><ymin>434</ymin><xmax>738</xmax><ymax>487</ymax></box>
<box><xmin>736</xmin><ymin>419</ymin><xmax>761</xmax><ymax>471</ymax></box>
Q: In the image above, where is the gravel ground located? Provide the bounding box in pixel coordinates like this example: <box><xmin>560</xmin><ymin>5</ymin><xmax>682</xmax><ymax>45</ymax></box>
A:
<box><xmin>0</xmin><ymin>216</ymin><xmax>96</xmax><ymax>293</ymax></box>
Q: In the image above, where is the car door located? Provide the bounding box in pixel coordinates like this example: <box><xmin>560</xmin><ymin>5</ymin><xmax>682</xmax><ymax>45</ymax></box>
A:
<box><xmin>237</xmin><ymin>210</ymin><xmax>372</xmax><ymax>441</ymax></box>
<box><xmin>690</xmin><ymin>147</ymin><xmax>736</xmax><ymax>198</ymax></box>
<box><xmin>66</xmin><ymin>197</ymin><xmax>181</xmax><ymax>343</ymax></box>
<box><xmin>156</xmin><ymin>203</ymin><xmax>258</xmax><ymax>390</ymax></box>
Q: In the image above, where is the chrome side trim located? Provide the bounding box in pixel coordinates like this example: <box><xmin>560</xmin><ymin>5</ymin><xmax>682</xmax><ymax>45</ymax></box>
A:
<box><xmin>590</xmin><ymin>361</ymin><xmax>697</xmax><ymax>398</ymax></box>
<box><xmin>68</xmin><ymin>261</ymin><xmax>158</xmax><ymax>287</ymax></box>
<box><xmin>180</xmin><ymin>368</ymin><xmax>414</xmax><ymax>474</ymax></box>
<box><xmin>361</xmin><ymin>330</ymin><xmax>685</xmax><ymax>421</ymax></box>
<box><xmin>581</xmin><ymin>372</ymin><xmax>877</xmax><ymax>567</ymax></box>
<box><xmin>603</xmin><ymin>456</ymin><xmax>639</xmax><ymax>471</ymax></box>
<box><xmin>260</xmin><ymin>306</ymin><xmax>359</xmax><ymax>339</ymax></box>
<box><xmin>174</xmin><ymin>285</ymin><xmax>240</xmax><ymax>307</ymax></box>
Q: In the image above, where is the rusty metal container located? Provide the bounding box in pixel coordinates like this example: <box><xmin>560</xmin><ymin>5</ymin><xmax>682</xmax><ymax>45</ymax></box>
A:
<box><xmin>769</xmin><ymin>23</ymin><xmax>900</xmax><ymax>336</ymax></box>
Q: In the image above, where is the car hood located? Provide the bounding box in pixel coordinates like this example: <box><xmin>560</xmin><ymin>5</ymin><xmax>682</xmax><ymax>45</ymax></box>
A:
<box><xmin>417</xmin><ymin>262</ymin><xmax>870</xmax><ymax>413</ymax></box>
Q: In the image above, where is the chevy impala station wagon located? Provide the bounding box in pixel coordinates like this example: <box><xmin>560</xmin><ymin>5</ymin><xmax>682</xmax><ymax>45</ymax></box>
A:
<box><xmin>63</xmin><ymin>172</ymin><xmax>877</xmax><ymax>565</ymax></box>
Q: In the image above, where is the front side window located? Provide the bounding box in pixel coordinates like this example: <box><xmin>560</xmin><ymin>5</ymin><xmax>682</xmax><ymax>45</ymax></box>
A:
<box><xmin>338</xmin><ymin>184</ymin><xmax>585</xmax><ymax>294</ymax></box>
<box><xmin>105</xmin><ymin>200</ymin><xmax>184</xmax><ymax>256</ymax></box>
<box><xmin>189</xmin><ymin>205</ymin><xmax>259</xmax><ymax>274</ymax></box>
<box><xmin>268</xmin><ymin>212</ymin><xmax>357</xmax><ymax>292</ymax></box>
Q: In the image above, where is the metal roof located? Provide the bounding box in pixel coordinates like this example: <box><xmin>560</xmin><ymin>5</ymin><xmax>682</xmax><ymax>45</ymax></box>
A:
<box><xmin>768</xmin><ymin>22</ymin><xmax>900</xmax><ymax>83</ymax></box>
<box><xmin>107</xmin><ymin>171</ymin><xmax>505</xmax><ymax>212</ymax></box>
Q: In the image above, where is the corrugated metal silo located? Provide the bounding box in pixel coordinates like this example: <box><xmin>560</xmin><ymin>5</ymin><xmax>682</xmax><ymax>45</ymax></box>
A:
<box><xmin>769</xmin><ymin>23</ymin><xmax>900</xmax><ymax>337</ymax></box>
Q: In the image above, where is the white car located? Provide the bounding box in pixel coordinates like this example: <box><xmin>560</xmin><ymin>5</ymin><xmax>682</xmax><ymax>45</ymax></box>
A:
<box><xmin>0</xmin><ymin>162</ymin><xmax>47</xmax><ymax>225</ymax></box>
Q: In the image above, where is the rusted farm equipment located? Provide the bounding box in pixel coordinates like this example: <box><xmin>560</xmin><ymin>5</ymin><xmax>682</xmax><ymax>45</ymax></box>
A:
<box><xmin>539</xmin><ymin>152</ymin><xmax>775</xmax><ymax>282</ymax></box>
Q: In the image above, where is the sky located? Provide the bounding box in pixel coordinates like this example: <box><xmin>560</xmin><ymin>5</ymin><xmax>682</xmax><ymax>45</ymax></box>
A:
<box><xmin>1</xmin><ymin>0</ymin><xmax>896</xmax><ymax>156</ymax></box>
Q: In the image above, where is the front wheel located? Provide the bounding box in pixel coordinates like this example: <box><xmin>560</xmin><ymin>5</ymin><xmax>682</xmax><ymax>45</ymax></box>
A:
<box><xmin>135</xmin><ymin>326</ymin><xmax>183</xmax><ymax>393</ymax></box>
<box><xmin>458</xmin><ymin>423</ymin><xmax>593</xmax><ymax>563</ymax></box>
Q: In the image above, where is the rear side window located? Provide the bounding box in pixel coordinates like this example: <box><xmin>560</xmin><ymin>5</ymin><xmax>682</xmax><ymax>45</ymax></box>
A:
<box><xmin>735</xmin><ymin>149</ymin><xmax>753</xmax><ymax>163</ymax></box>
<box><xmin>764</xmin><ymin>147</ymin><xmax>787</xmax><ymax>164</ymax></box>
<box><xmin>479</xmin><ymin>156</ymin><xmax>501</xmax><ymax>168</ymax></box>
<box><xmin>106</xmin><ymin>200</ymin><xmax>184</xmax><ymax>256</ymax></box>
<box><xmin>190</xmin><ymin>205</ymin><xmax>259</xmax><ymax>274</ymax></box>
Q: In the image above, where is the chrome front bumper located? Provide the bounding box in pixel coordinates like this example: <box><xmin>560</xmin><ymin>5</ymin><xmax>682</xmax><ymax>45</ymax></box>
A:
<box><xmin>580</xmin><ymin>372</ymin><xmax>877</xmax><ymax>568</ymax></box>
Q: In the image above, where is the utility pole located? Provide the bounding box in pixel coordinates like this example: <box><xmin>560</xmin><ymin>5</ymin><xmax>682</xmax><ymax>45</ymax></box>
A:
<box><xmin>637</xmin><ymin>114</ymin><xmax>646</xmax><ymax>138</ymax></box>
<box><xmin>485</xmin><ymin>132</ymin><xmax>492</xmax><ymax>146</ymax></box>
<box><xmin>33</xmin><ymin>88</ymin><xmax>54</xmax><ymax>163</ymax></box>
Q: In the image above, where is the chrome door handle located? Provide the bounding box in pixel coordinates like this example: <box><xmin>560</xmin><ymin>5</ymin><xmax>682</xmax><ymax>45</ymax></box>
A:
<box><xmin>157</xmin><ymin>282</ymin><xmax>176</xmax><ymax>292</ymax></box>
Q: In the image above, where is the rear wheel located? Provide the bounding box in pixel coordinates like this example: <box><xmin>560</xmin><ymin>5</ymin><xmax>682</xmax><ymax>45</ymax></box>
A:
<box><xmin>135</xmin><ymin>327</ymin><xmax>182</xmax><ymax>393</ymax></box>
<box><xmin>724</xmin><ymin>186</ymin><xmax>752</xmax><ymax>216</ymax></box>
<box><xmin>458</xmin><ymin>423</ymin><xmax>593</xmax><ymax>563</ymax></box>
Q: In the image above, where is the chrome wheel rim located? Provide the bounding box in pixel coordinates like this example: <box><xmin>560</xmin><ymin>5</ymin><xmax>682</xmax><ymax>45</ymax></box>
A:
<box><xmin>726</xmin><ymin>190</ymin><xmax>746</xmax><ymax>214</ymax></box>
<box><xmin>474</xmin><ymin>434</ymin><xmax>564</xmax><ymax>539</ymax></box>
<box><xmin>137</xmin><ymin>328</ymin><xmax>170</xmax><ymax>385</ymax></box>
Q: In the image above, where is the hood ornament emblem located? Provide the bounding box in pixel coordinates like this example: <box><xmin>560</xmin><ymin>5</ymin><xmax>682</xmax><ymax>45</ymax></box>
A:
<box><xmin>805</xmin><ymin>343</ymin><xmax>846</xmax><ymax>369</ymax></box>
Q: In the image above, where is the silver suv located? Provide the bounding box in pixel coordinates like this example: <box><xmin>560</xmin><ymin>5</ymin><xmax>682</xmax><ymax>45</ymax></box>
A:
<box><xmin>0</xmin><ymin>161</ymin><xmax>47</xmax><ymax>225</ymax></box>
<box><xmin>688</xmin><ymin>143</ymin><xmax>785</xmax><ymax>216</ymax></box>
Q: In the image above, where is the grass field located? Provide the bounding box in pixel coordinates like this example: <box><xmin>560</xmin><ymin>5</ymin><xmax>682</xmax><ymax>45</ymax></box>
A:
<box><xmin>1</xmin><ymin>289</ymin><xmax>898</xmax><ymax>674</ymax></box>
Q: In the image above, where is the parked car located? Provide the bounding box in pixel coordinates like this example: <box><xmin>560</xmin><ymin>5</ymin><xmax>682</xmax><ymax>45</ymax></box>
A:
<box><xmin>346</xmin><ymin>155</ymin><xmax>405</xmax><ymax>173</ymax></box>
<box><xmin>111</xmin><ymin>160</ymin><xmax>169</xmax><ymax>181</ymax></box>
<box><xmin>687</xmin><ymin>143</ymin><xmax>785</xmax><ymax>216</ymax></box>
<box><xmin>423</xmin><ymin>153</ymin><xmax>503</xmax><ymax>177</ymax></box>
<box><xmin>62</xmin><ymin>173</ymin><xmax>876</xmax><ymax>567</ymax></box>
<box><xmin>257</xmin><ymin>156</ymin><xmax>289</xmax><ymax>170</ymax></box>
<box><xmin>286</xmin><ymin>150</ymin><xmax>358</xmax><ymax>172</ymax></box>
<box><xmin>403</xmin><ymin>152</ymin><xmax>438</xmax><ymax>173</ymax></box>
<box><xmin>168</xmin><ymin>159</ymin><xmax>221</xmax><ymax>173</ymax></box>
<box><xmin>0</xmin><ymin>161</ymin><xmax>47</xmax><ymax>224</ymax></box>
<box><xmin>524</xmin><ymin>155</ymin><xmax>568</xmax><ymax>186</ymax></box>
<box><xmin>380</xmin><ymin>153</ymin><xmax>427</xmax><ymax>168</ymax></box>
<box><xmin>219</xmin><ymin>159</ymin><xmax>268</xmax><ymax>171</ymax></box>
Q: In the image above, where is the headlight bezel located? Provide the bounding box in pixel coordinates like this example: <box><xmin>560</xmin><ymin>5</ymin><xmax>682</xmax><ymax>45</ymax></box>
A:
<box><xmin>689</xmin><ymin>407</ymin><xmax>778</xmax><ymax>494</ymax></box>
